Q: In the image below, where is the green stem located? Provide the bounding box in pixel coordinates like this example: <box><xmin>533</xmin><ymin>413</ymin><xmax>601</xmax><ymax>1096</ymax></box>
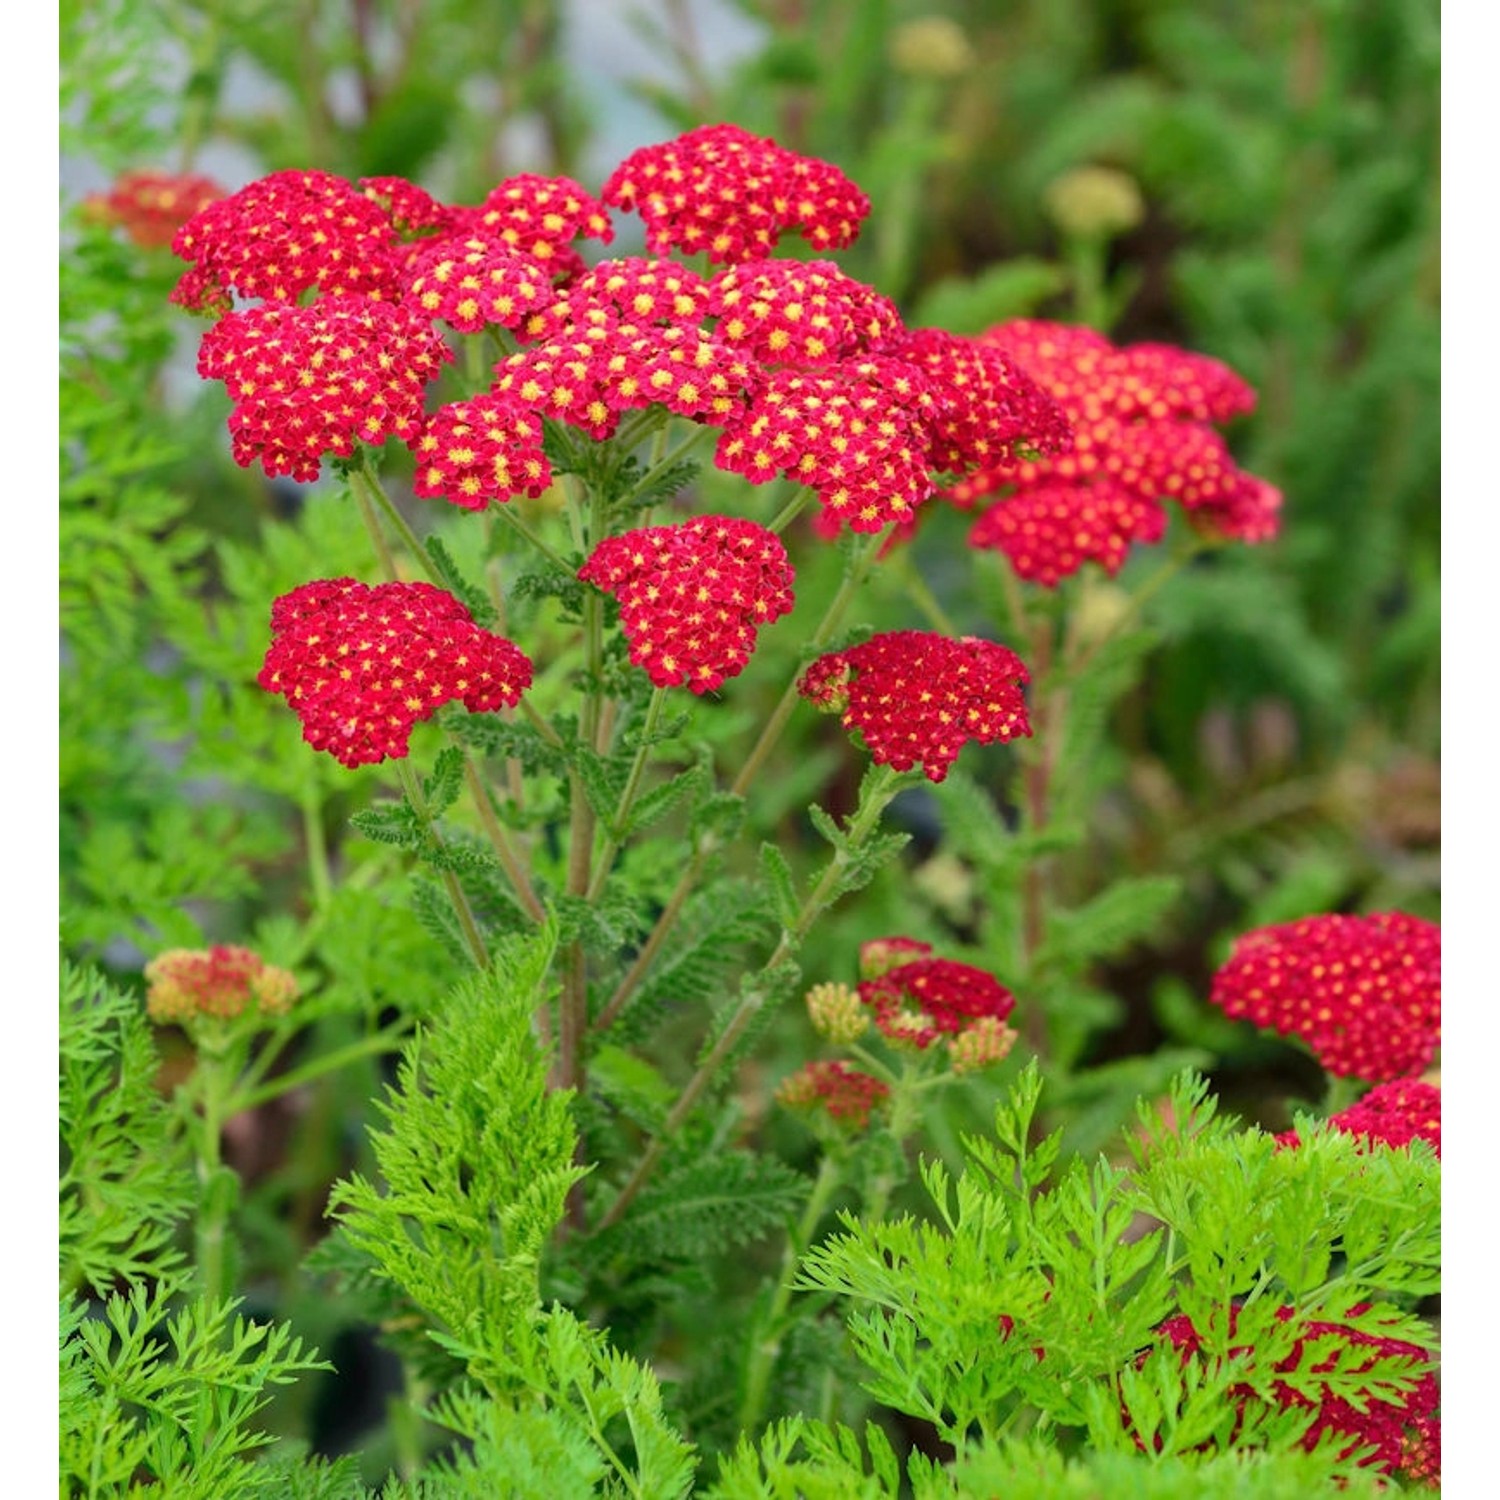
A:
<box><xmin>352</xmin><ymin>449</ymin><xmax>441</xmax><ymax>583</ymax></box>
<box><xmin>738</xmin><ymin>1152</ymin><xmax>843</xmax><ymax>1432</ymax></box>
<box><xmin>227</xmin><ymin>1023</ymin><xmax>410</xmax><ymax>1115</ymax></box>
<box><xmin>598</xmin><ymin>766</ymin><xmax>907</xmax><ymax>1229</ymax></box>
<box><xmin>1319</xmin><ymin>1073</ymin><xmax>1366</xmax><ymax>1117</ymax></box>
<box><xmin>766</xmin><ymin>486</ymin><xmax>814</xmax><ymax>536</ymax></box>
<box><xmin>299</xmin><ymin>783</ymin><xmax>333</xmax><ymax>911</ymax></box>
<box><xmin>350</xmin><ymin>469</ymin><xmax>399</xmax><ymax>581</ymax></box>
<box><xmin>616</xmin><ymin>421</ymin><xmax>713</xmax><ymax>509</ymax></box>
<box><xmin>896</xmin><ymin>551</ymin><xmax>962</xmax><ymax>636</ymax></box>
<box><xmin>191</xmin><ymin>1026</ymin><xmax>236</xmax><ymax>1305</ymax></box>
<box><xmin>587</xmin><ymin>687</ymin><xmax>668</xmax><ymax>901</ymax></box>
<box><xmin>396</xmin><ymin>761</ymin><xmax>490</xmax><ymax>970</ymax></box>
<box><xmin>462</xmin><ymin>753</ymin><xmax>546</xmax><ymax>922</ymax></box>
<box><xmin>490</xmin><ymin>499</ymin><xmax>574</xmax><ymax>572</ymax></box>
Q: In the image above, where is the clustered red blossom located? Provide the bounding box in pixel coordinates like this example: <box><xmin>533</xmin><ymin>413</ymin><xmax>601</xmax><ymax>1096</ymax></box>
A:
<box><xmin>145</xmin><ymin>945</ymin><xmax>298</xmax><ymax>1024</ymax></box>
<box><xmin>854</xmin><ymin>937</ymin><xmax>1018</xmax><ymax>1049</ymax></box>
<box><xmin>520</xmin><ymin>255</ymin><xmax>711</xmax><ymax>341</ymax></box>
<box><xmin>775</xmin><ymin>1060</ymin><xmax>890</xmax><ymax>1129</ymax></box>
<box><xmin>409</xmin><ymin>395</ymin><xmax>551</xmax><ymax>510</ymax></box>
<box><xmin>602</xmin><ymin>122</ymin><xmax>870</xmax><ymax>263</ymax></box>
<box><xmin>954</xmin><ymin>319</ymin><xmax>1277</xmax><ymax>585</ymax></box>
<box><xmin>706</xmin><ymin>259</ymin><xmax>902</xmax><ymax>364</ymax></box>
<box><xmin>799</xmin><ymin>631</ymin><xmax>1031</xmax><ymax>782</ymax></box>
<box><xmin>197</xmin><ymin>298</ymin><xmax>452</xmax><ymax>481</ymax></box>
<box><xmin>579</xmin><ymin>517</ymin><xmax>795</xmax><ymax>692</ymax></box>
<box><xmin>401</xmin><ymin>235</ymin><xmax>555</xmax><ymax>334</ymax></box>
<box><xmin>1209</xmin><ymin>912</ymin><xmax>1441</xmax><ymax>1080</ymax></box>
<box><xmin>258</xmin><ymin>579</ymin><xmax>533</xmax><ymax>766</ymax></box>
<box><xmin>1154</xmin><ymin>1307</ymin><xmax>1439</xmax><ymax>1486</ymax></box>
<box><xmin>1278</xmin><ymin>1079</ymin><xmax>1441</xmax><ymax>1158</ymax></box>
<box><xmin>85</xmin><ymin>169</ymin><xmax>225</xmax><ymax>248</ymax></box>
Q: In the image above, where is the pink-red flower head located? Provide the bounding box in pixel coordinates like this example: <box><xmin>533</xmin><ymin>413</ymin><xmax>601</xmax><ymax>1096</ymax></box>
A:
<box><xmin>1278</xmin><ymin>1079</ymin><xmax>1441</xmax><ymax>1158</ymax></box>
<box><xmin>1209</xmin><ymin>912</ymin><xmax>1441</xmax><ymax>1081</ymax></box>
<box><xmin>520</xmin><ymin>256</ymin><xmax>711</xmax><ymax>342</ymax></box>
<box><xmin>408</xmin><ymin>395</ymin><xmax>552</xmax><ymax>510</ymax></box>
<box><xmin>1155</xmin><ymin>1306</ymin><xmax>1438</xmax><ymax>1485</ymax></box>
<box><xmin>145</xmin><ymin>945</ymin><xmax>298</xmax><ymax>1024</ymax></box>
<box><xmin>715</xmin><ymin>356</ymin><xmax>939</xmax><ymax>534</ymax></box>
<box><xmin>579</xmin><ymin>517</ymin><xmax>795</xmax><ymax>693</ymax></box>
<box><xmin>197</xmin><ymin>298</ymin><xmax>452</xmax><ymax>481</ymax></box>
<box><xmin>776</xmin><ymin>1060</ymin><xmax>889</xmax><ymax>1129</ymax></box>
<box><xmin>259</xmin><ymin>579</ymin><xmax>532</xmax><ymax>767</ymax></box>
<box><xmin>459</xmin><ymin>173</ymin><xmax>614</xmax><ymax>265</ymax></box>
<box><xmin>706</xmin><ymin>259</ymin><xmax>901</xmax><ymax>364</ymax></box>
<box><xmin>799</xmin><ymin>631</ymin><xmax>1031</xmax><ymax>783</ymax></box>
<box><xmin>858</xmin><ymin>951</ymin><xmax>1018</xmax><ymax>1049</ymax></box>
<box><xmin>170</xmin><ymin>168</ymin><xmax>401</xmax><ymax>312</ymax></box>
<box><xmin>85</xmin><ymin>169</ymin><xmax>225</xmax><ymax>248</ymax></box>
<box><xmin>401</xmin><ymin>234</ymin><xmax>554</xmax><ymax>333</ymax></box>
<box><xmin>602</xmin><ymin>123</ymin><xmax>870</xmax><ymax>264</ymax></box>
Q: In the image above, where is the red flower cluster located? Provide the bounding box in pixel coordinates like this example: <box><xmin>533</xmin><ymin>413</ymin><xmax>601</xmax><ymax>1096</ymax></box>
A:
<box><xmin>145</xmin><ymin>945</ymin><xmax>298</xmax><ymax>1024</ymax></box>
<box><xmin>197</xmin><ymin>298</ymin><xmax>452</xmax><ymax>481</ymax></box>
<box><xmin>494</xmin><ymin>316</ymin><xmax>762</xmax><ymax>440</ymax></box>
<box><xmin>1209</xmin><ymin>912</ymin><xmax>1441</xmax><ymax>1081</ymax></box>
<box><xmin>775</xmin><ymin>1060</ymin><xmax>890</xmax><ymax>1129</ymax></box>
<box><xmin>716</xmin><ymin>356</ymin><xmax>939</xmax><ymax>533</ymax></box>
<box><xmin>1278</xmin><ymin>1079</ymin><xmax>1441</xmax><ymax>1158</ymax></box>
<box><xmin>85</xmin><ymin>169</ymin><xmax>224</xmax><ymax>248</ymax></box>
<box><xmin>401</xmin><ymin>235</ymin><xmax>554</xmax><ymax>333</ymax></box>
<box><xmin>706</xmin><ymin>258</ymin><xmax>901</xmax><ymax>364</ymax></box>
<box><xmin>799</xmin><ymin>631</ymin><xmax>1031</xmax><ymax>782</ymax></box>
<box><xmin>579</xmin><ymin>517</ymin><xmax>795</xmax><ymax>692</ymax></box>
<box><xmin>171</xmin><ymin>168</ymin><xmax>400</xmax><ymax>312</ymax></box>
<box><xmin>408</xmin><ymin>395</ymin><xmax>551</xmax><ymax>510</ymax></box>
<box><xmin>1155</xmin><ymin>1307</ymin><xmax>1439</xmax><ymax>1485</ymax></box>
<box><xmin>520</xmin><ymin>256</ymin><xmax>711</xmax><ymax>342</ymax></box>
<box><xmin>460</xmin><ymin>172</ymin><xmax>613</xmax><ymax>267</ymax></box>
<box><xmin>259</xmin><ymin>579</ymin><xmax>532</xmax><ymax>766</ymax></box>
<box><xmin>957</xmin><ymin>319</ymin><xmax>1277</xmax><ymax>583</ymax></box>
<box><xmin>602</xmin><ymin>122</ymin><xmax>870</xmax><ymax>264</ymax></box>
<box><xmin>856</xmin><ymin>942</ymin><xmax>1018</xmax><ymax>1049</ymax></box>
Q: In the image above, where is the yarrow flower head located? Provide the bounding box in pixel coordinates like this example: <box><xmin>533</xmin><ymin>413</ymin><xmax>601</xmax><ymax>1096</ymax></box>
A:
<box><xmin>804</xmin><ymin>981</ymin><xmax>868</xmax><ymax>1044</ymax></box>
<box><xmin>408</xmin><ymin>394</ymin><xmax>551</xmax><ymax>510</ymax></box>
<box><xmin>706</xmin><ymin>258</ymin><xmax>902</xmax><ymax>364</ymax></box>
<box><xmin>1153</xmin><ymin>1306</ymin><xmax>1439</xmax><ymax>1485</ymax></box>
<box><xmin>258</xmin><ymin>579</ymin><xmax>533</xmax><ymax>767</ymax></box>
<box><xmin>1209</xmin><ymin>912</ymin><xmax>1441</xmax><ymax>1081</ymax></box>
<box><xmin>196</xmin><ymin>297</ymin><xmax>452</xmax><ymax>481</ymax></box>
<box><xmin>953</xmin><ymin>318</ymin><xmax>1275</xmax><ymax>584</ymax></box>
<box><xmin>145</xmin><ymin>945</ymin><xmax>298</xmax><ymax>1024</ymax></box>
<box><xmin>456</xmin><ymin>173</ymin><xmax>614</xmax><ymax>266</ymax></box>
<box><xmin>170</xmin><ymin>168</ymin><xmax>401</xmax><ymax>312</ymax></box>
<box><xmin>519</xmin><ymin>256</ymin><xmax>711</xmax><ymax>342</ymax></box>
<box><xmin>85</xmin><ymin>169</ymin><xmax>225</xmax><ymax>248</ymax></box>
<box><xmin>715</xmin><ymin>356</ymin><xmax>940</xmax><ymax>534</ymax></box>
<box><xmin>775</xmin><ymin>1060</ymin><xmax>889</xmax><ymax>1130</ymax></box>
<box><xmin>799</xmin><ymin>631</ymin><xmax>1031</xmax><ymax>783</ymax></box>
<box><xmin>1278</xmin><ymin>1078</ymin><xmax>1441</xmax><ymax>1158</ymax></box>
<box><xmin>856</xmin><ymin>947</ymin><xmax>1018</xmax><ymax>1050</ymax></box>
<box><xmin>602</xmin><ymin>122</ymin><xmax>870</xmax><ymax>264</ymax></box>
<box><xmin>579</xmin><ymin>516</ymin><xmax>795</xmax><ymax>693</ymax></box>
<box><xmin>400</xmin><ymin>234</ymin><xmax>554</xmax><ymax>333</ymax></box>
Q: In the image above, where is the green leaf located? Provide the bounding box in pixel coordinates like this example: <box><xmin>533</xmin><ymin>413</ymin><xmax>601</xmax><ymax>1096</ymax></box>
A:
<box><xmin>758</xmin><ymin>842</ymin><xmax>801</xmax><ymax>928</ymax></box>
<box><xmin>425</xmin><ymin>533</ymin><xmax>498</xmax><ymax>627</ymax></box>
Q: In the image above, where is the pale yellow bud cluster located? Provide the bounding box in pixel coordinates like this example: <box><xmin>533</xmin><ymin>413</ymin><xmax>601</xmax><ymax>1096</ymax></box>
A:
<box><xmin>805</xmin><ymin>981</ymin><xmax>868</xmax><ymax>1044</ymax></box>
<box><xmin>948</xmin><ymin>1016</ymin><xmax>1018</xmax><ymax>1075</ymax></box>
<box><xmin>1043</xmin><ymin>165</ymin><xmax>1145</xmax><ymax>240</ymax></box>
<box><xmin>889</xmin><ymin>17</ymin><xmax>976</xmax><ymax>79</ymax></box>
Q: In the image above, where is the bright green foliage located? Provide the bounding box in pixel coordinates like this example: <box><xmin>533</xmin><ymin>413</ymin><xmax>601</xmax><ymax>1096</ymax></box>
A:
<box><xmin>59</xmin><ymin>1286</ymin><xmax>328</xmax><ymax>1498</ymax></box>
<box><xmin>796</xmin><ymin>1064</ymin><xmax>1437</xmax><ymax>1480</ymax></box>
<box><xmin>60</xmin><ymin>964</ymin><xmax>194</xmax><ymax>1296</ymax></box>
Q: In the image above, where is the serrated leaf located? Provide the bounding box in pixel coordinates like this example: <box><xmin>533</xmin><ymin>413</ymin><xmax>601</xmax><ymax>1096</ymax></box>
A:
<box><xmin>425</xmin><ymin>533</ymin><xmax>498</xmax><ymax>627</ymax></box>
<box><xmin>1037</xmin><ymin>874</ymin><xmax>1183</xmax><ymax>973</ymax></box>
<box><xmin>621</xmin><ymin>761</ymin><xmax>705</xmax><ymax>838</ymax></box>
<box><xmin>759</xmin><ymin>842</ymin><xmax>801</xmax><ymax>928</ymax></box>
<box><xmin>349</xmin><ymin>799</ymin><xmax>424</xmax><ymax>850</ymax></box>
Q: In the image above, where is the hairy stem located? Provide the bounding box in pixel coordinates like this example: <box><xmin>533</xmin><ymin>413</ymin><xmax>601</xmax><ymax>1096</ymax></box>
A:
<box><xmin>396</xmin><ymin>760</ymin><xmax>490</xmax><ymax>970</ymax></box>
<box><xmin>462</xmin><ymin>753</ymin><xmax>546</xmax><ymax>922</ymax></box>
<box><xmin>586</xmin><ymin>687</ymin><xmax>667</xmax><ymax>901</ymax></box>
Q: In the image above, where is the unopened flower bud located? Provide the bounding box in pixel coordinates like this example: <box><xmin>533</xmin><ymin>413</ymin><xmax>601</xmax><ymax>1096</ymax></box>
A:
<box><xmin>145</xmin><ymin>945</ymin><xmax>300</xmax><ymax>1026</ymax></box>
<box><xmin>1043</xmin><ymin>165</ymin><xmax>1145</xmax><ymax>240</ymax></box>
<box><xmin>949</xmin><ymin>1016</ymin><xmax>1019</xmax><ymax>1075</ymax></box>
<box><xmin>775</xmin><ymin>1061</ymin><xmax>889</xmax><ymax>1129</ymax></box>
<box><xmin>889</xmin><ymin>17</ymin><xmax>975</xmax><ymax>79</ymax></box>
<box><xmin>806</xmin><ymin>981</ymin><xmax>868</xmax><ymax>1043</ymax></box>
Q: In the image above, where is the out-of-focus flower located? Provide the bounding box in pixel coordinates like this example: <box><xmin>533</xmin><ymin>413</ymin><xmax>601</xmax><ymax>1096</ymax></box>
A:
<box><xmin>706</xmin><ymin>258</ymin><xmax>901</xmax><ymax>364</ymax></box>
<box><xmin>1042</xmin><ymin>165</ymin><xmax>1145</xmax><ymax>240</ymax></box>
<box><xmin>408</xmin><ymin>395</ymin><xmax>551</xmax><ymax>510</ymax></box>
<box><xmin>602</xmin><ymin>123</ymin><xmax>870</xmax><ymax>264</ymax></box>
<box><xmin>805</xmin><ymin>981</ymin><xmax>868</xmax><ymax>1044</ymax></box>
<box><xmin>776</xmin><ymin>1060</ymin><xmax>890</xmax><ymax>1129</ymax></box>
<box><xmin>888</xmin><ymin>16</ymin><xmax>976</xmax><ymax>78</ymax></box>
<box><xmin>1209</xmin><ymin>912</ymin><xmax>1441</xmax><ymax>1081</ymax></box>
<box><xmin>715</xmin><ymin>356</ymin><xmax>939</xmax><ymax>533</ymax></box>
<box><xmin>1154</xmin><ymin>1306</ymin><xmax>1439</xmax><ymax>1485</ymax></box>
<box><xmin>258</xmin><ymin>578</ymin><xmax>532</xmax><ymax>767</ymax></box>
<box><xmin>857</xmin><ymin>952</ymin><xmax>1017</xmax><ymax>1048</ymax></box>
<box><xmin>579</xmin><ymin>516</ymin><xmax>794</xmax><ymax>693</ymax></box>
<box><xmin>1278</xmin><ymin>1079</ymin><xmax>1441</xmax><ymax>1157</ymax></box>
<box><xmin>145</xmin><ymin>945</ymin><xmax>298</xmax><ymax>1024</ymax></box>
<box><xmin>799</xmin><ymin>631</ymin><xmax>1031</xmax><ymax>782</ymax></box>
<box><xmin>170</xmin><ymin>168</ymin><xmax>401</xmax><ymax>311</ymax></box>
<box><xmin>196</xmin><ymin>297</ymin><xmax>452</xmax><ymax>481</ymax></box>
<box><xmin>401</xmin><ymin>234</ymin><xmax>554</xmax><ymax>333</ymax></box>
<box><xmin>494</xmin><ymin>315</ymin><xmax>762</xmax><ymax>440</ymax></box>
<box><xmin>84</xmin><ymin>169</ymin><xmax>225</xmax><ymax>248</ymax></box>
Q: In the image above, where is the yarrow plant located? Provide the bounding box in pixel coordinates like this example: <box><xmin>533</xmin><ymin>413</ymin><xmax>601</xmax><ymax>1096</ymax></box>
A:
<box><xmin>63</xmin><ymin>103</ymin><xmax>1439</xmax><ymax>1498</ymax></box>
